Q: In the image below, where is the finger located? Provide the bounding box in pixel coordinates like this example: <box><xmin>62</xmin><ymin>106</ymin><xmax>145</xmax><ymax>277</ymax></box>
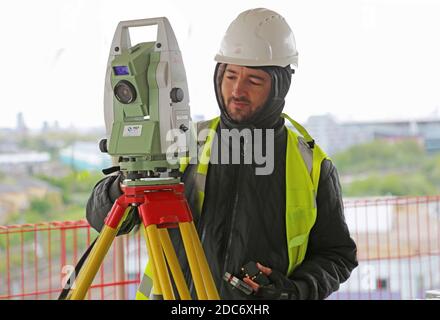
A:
<box><xmin>242</xmin><ymin>277</ymin><xmax>259</xmax><ymax>292</ymax></box>
<box><xmin>256</xmin><ymin>262</ymin><xmax>272</xmax><ymax>276</ymax></box>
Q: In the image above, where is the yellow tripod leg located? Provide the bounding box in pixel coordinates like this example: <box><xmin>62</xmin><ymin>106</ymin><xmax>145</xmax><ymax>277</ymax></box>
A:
<box><xmin>69</xmin><ymin>224</ymin><xmax>118</xmax><ymax>299</ymax></box>
<box><xmin>189</xmin><ymin>222</ymin><xmax>220</xmax><ymax>299</ymax></box>
<box><xmin>69</xmin><ymin>206</ymin><xmax>130</xmax><ymax>300</ymax></box>
<box><xmin>141</xmin><ymin>227</ymin><xmax>163</xmax><ymax>299</ymax></box>
<box><xmin>146</xmin><ymin>224</ymin><xmax>175</xmax><ymax>300</ymax></box>
<box><xmin>179</xmin><ymin>222</ymin><xmax>208</xmax><ymax>300</ymax></box>
<box><xmin>158</xmin><ymin>229</ymin><xmax>192</xmax><ymax>300</ymax></box>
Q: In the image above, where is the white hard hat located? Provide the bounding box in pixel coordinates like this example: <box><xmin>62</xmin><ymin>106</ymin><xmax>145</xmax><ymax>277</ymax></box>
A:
<box><xmin>215</xmin><ymin>8</ymin><xmax>298</xmax><ymax>68</ymax></box>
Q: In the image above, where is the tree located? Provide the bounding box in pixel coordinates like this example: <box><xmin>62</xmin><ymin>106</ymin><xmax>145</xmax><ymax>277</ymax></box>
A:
<box><xmin>343</xmin><ymin>173</ymin><xmax>438</xmax><ymax>197</ymax></box>
<box><xmin>332</xmin><ymin>139</ymin><xmax>440</xmax><ymax>196</ymax></box>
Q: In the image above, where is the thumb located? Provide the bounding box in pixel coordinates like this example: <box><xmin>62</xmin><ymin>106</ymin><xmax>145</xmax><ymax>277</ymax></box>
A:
<box><xmin>256</xmin><ymin>262</ymin><xmax>272</xmax><ymax>276</ymax></box>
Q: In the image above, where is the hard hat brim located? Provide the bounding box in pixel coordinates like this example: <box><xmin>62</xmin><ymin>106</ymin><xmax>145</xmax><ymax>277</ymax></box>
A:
<box><xmin>214</xmin><ymin>54</ymin><xmax>298</xmax><ymax>69</ymax></box>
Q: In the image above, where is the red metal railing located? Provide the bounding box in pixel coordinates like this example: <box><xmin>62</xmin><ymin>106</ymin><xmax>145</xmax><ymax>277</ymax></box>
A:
<box><xmin>328</xmin><ymin>195</ymin><xmax>440</xmax><ymax>300</ymax></box>
<box><xmin>1</xmin><ymin>195</ymin><xmax>439</xmax><ymax>300</ymax></box>
<box><xmin>0</xmin><ymin>220</ymin><xmax>143</xmax><ymax>300</ymax></box>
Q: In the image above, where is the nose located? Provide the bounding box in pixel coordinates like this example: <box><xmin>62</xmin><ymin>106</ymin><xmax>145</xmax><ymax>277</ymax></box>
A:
<box><xmin>231</xmin><ymin>76</ymin><xmax>246</xmax><ymax>98</ymax></box>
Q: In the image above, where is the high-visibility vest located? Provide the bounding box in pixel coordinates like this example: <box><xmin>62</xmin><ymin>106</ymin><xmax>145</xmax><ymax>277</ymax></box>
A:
<box><xmin>135</xmin><ymin>113</ymin><xmax>329</xmax><ymax>299</ymax></box>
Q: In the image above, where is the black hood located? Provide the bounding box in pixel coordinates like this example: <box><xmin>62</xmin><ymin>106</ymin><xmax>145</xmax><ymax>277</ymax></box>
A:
<box><xmin>214</xmin><ymin>63</ymin><xmax>293</xmax><ymax>131</ymax></box>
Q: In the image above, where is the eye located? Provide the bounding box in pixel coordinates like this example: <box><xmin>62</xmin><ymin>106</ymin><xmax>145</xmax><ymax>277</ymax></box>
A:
<box><xmin>250</xmin><ymin>80</ymin><xmax>263</xmax><ymax>86</ymax></box>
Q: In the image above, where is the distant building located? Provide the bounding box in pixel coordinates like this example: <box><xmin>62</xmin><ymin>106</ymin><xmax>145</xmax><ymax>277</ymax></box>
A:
<box><xmin>302</xmin><ymin>114</ymin><xmax>440</xmax><ymax>155</ymax></box>
<box><xmin>0</xmin><ymin>176</ymin><xmax>62</xmax><ymax>224</ymax></box>
<box><xmin>0</xmin><ymin>151</ymin><xmax>51</xmax><ymax>175</ymax></box>
<box><xmin>0</xmin><ymin>140</ymin><xmax>20</xmax><ymax>153</ymax></box>
<box><xmin>16</xmin><ymin>112</ymin><xmax>27</xmax><ymax>134</ymax></box>
<box><xmin>303</xmin><ymin>114</ymin><xmax>372</xmax><ymax>156</ymax></box>
<box><xmin>59</xmin><ymin>141</ymin><xmax>111</xmax><ymax>171</ymax></box>
<box><xmin>342</xmin><ymin>118</ymin><xmax>439</xmax><ymax>152</ymax></box>
<box><xmin>42</xmin><ymin>121</ymin><xmax>49</xmax><ymax>133</ymax></box>
<box><xmin>327</xmin><ymin>196</ymin><xmax>440</xmax><ymax>300</ymax></box>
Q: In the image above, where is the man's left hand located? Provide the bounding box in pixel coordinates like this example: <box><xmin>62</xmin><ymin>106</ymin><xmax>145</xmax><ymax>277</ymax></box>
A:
<box><xmin>242</xmin><ymin>262</ymin><xmax>272</xmax><ymax>292</ymax></box>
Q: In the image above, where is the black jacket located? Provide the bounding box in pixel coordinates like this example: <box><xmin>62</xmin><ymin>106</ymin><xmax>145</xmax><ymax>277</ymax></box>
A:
<box><xmin>86</xmin><ymin>124</ymin><xmax>358</xmax><ymax>300</ymax></box>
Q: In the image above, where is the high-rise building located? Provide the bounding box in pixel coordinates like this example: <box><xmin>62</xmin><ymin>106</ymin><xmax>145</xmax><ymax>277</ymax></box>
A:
<box><xmin>16</xmin><ymin>112</ymin><xmax>27</xmax><ymax>133</ymax></box>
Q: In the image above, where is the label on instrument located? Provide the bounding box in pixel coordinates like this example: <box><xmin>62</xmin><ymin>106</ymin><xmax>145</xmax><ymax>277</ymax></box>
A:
<box><xmin>123</xmin><ymin>125</ymin><xmax>142</xmax><ymax>137</ymax></box>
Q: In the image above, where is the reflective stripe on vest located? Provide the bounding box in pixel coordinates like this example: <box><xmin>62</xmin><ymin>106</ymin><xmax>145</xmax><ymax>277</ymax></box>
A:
<box><xmin>136</xmin><ymin>114</ymin><xmax>328</xmax><ymax>298</ymax></box>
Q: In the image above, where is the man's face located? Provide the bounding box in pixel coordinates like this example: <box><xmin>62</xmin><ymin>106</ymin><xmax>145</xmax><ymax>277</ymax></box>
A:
<box><xmin>221</xmin><ymin>64</ymin><xmax>272</xmax><ymax>123</ymax></box>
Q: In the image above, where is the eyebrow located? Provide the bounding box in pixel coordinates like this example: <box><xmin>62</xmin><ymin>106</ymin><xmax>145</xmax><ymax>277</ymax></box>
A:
<box><xmin>225</xmin><ymin>69</ymin><xmax>266</xmax><ymax>81</ymax></box>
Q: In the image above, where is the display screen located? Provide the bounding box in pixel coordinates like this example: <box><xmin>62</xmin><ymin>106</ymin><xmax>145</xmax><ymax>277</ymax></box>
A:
<box><xmin>113</xmin><ymin>66</ymin><xmax>130</xmax><ymax>76</ymax></box>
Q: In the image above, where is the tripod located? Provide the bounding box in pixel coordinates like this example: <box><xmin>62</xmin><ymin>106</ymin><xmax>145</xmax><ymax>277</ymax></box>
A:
<box><xmin>67</xmin><ymin>182</ymin><xmax>219</xmax><ymax>300</ymax></box>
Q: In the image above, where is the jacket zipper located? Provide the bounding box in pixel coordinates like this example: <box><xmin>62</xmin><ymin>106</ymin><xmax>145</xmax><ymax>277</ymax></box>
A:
<box><xmin>219</xmin><ymin>164</ymin><xmax>242</xmax><ymax>297</ymax></box>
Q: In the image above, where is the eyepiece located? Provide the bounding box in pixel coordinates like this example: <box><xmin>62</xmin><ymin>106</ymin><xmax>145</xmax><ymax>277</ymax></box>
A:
<box><xmin>114</xmin><ymin>80</ymin><xmax>137</xmax><ymax>104</ymax></box>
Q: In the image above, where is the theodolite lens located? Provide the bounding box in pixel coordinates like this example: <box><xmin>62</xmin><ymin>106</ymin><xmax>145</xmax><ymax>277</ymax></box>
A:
<box><xmin>114</xmin><ymin>80</ymin><xmax>137</xmax><ymax>104</ymax></box>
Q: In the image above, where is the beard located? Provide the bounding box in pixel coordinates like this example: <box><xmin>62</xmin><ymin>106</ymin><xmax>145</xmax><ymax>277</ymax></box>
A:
<box><xmin>225</xmin><ymin>96</ymin><xmax>258</xmax><ymax>123</ymax></box>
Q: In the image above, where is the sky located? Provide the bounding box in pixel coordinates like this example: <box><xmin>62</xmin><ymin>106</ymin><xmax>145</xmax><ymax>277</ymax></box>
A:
<box><xmin>1</xmin><ymin>0</ymin><xmax>440</xmax><ymax>129</ymax></box>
